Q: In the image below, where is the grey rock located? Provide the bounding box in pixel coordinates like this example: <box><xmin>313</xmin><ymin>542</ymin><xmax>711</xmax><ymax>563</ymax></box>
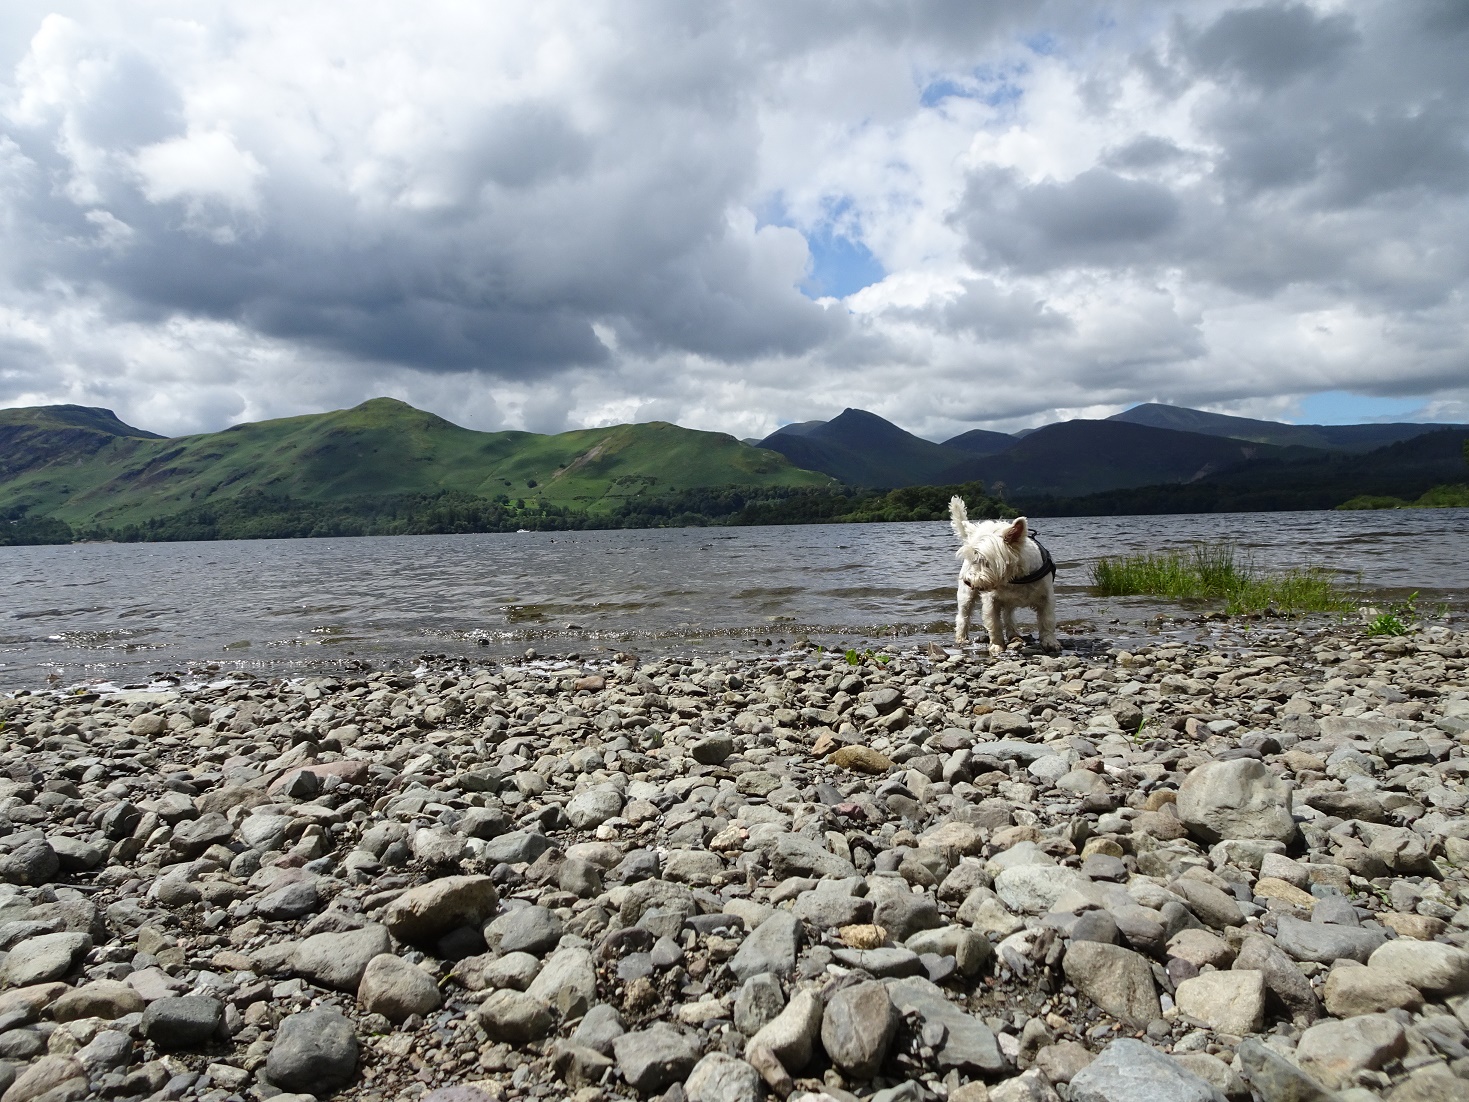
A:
<box><xmin>549</xmin><ymin>1041</ymin><xmax>616</xmax><ymax>1088</ymax></box>
<box><xmin>821</xmin><ymin>980</ymin><xmax>897</xmax><ymax>1079</ymax></box>
<box><xmin>612</xmin><ymin>1027</ymin><xmax>701</xmax><ymax>1093</ymax></box>
<box><xmin>357</xmin><ymin>954</ymin><xmax>443</xmax><ymax>1023</ymax></box>
<box><xmin>254</xmin><ymin>879</ymin><xmax>322</xmax><ymax>921</ymax></box>
<box><xmin>382</xmin><ymin>875</ymin><xmax>501</xmax><ymax>945</ymax></box>
<box><xmin>750</xmin><ymin>989</ymin><xmax>823</xmax><ymax>1072</ymax></box>
<box><xmin>1174</xmin><ymin>970</ymin><xmax>1266</xmax><ymax>1036</ymax></box>
<box><xmin>1172</xmin><ymin>1054</ymin><xmax>1250</xmax><ymax>1102</ymax></box>
<box><xmin>294</xmin><ymin>924</ymin><xmax>392</xmax><ymax>992</ymax></box>
<box><xmin>769</xmin><ymin>834</ymin><xmax>857</xmax><ymax>880</ymax></box>
<box><xmin>1237</xmin><ymin>1038</ymin><xmax>1334</xmax><ymax>1102</ymax></box>
<box><xmin>0</xmin><ymin>1054</ymin><xmax>86</xmax><ymax>1102</ymax></box>
<box><xmin>831</xmin><ymin>948</ymin><xmax>925</xmax><ymax>978</ymax></box>
<box><xmin>525</xmin><ymin>947</ymin><xmax>597</xmax><ymax>1017</ymax></box>
<box><xmin>266</xmin><ymin>1007</ymin><xmax>359</xmax><ymax>1096</ymax></box>
<box><xmin>1176</xmin><ymin>759</ymin><xmax>1295</xmax><ymax>844</ymax></box>
<box><xmin>47</xmin><ymin>837</ymin><xmax>105</xmax><ymax>873</ymax></box>
<box><xmin>994</xmin><ymin>865</ymin><xmax>1090</xmax><ymax>915</ymax></box>
<box><xmin>477</xmin><ymin>990</ymin><xmax>555</xmax><ymax>1043</ymax></box>
<box><xmin>873</xmin><ymin>892</ymin><xmax>941</xmax><ymax>940</ymax></box>
<box><xmin>1235</xmin><ymin>934</ymin><xmax>1321</xmax><ymax>1023</ymax></box>
<box><xmin>690</xmin><ymin>735</ymin><xmax>736</xmax><ymax>766</ymax></box>
<box><xmin>0</xmin><ymin>932</ymin><xmax>90</xmax><ymax>987</ymax></box>
<box><xmin>567</xmin><ymin>787</ymin><xmax>623</xmax><ymax>830</ymax></box>
<box><xmin>559</xmin><ymin>857</ymin><xmax>603</xmax><ymax>897</ymax></box>
<box><xmin>74</xmin><ymin>1030</ymin><xmax>133</xmax><ymax>1076</ymax></box>
<box><xmin>482</xmin><ymin>830</ymin><xmax>553</xmax><ymax>865</ymax></box>
<box><xmin>1070</xmin><ymin>1038</ymin><xmax>1225</xmax><ymax>1102</ymax></box>
<box><xmin>482</xmin><ymin>952</ymin><xmax>541</xmax><ymax>991</ymax></box>
<box><xmin>730</xmin><ymin>910</ymin><xmax>801</xmax><ymax>981</ymax></box>
<box><xmin>684</xmin><ymin>1052</ymin><xmax>762</xmax><ymax>1102</ymax></box>
<box><xmin>573</xmin><ymin>1003</ymin><xmax>626</xmax><ymax>1054</ymax></box>
<box><xmin>1295</xmin><ymin>1013</ymin><xmax>1407</xmax><ymax>1090</ymax></box>
<box><xmin>1274</xmin><ymin>914</ymin><xmax>1386</xmax><ymax>964</ymax></box>
<box><xmin>169</xmin><ymin>812</ymin><xmax>234</xmax><ymax>858</ymax></box>
<box><xmin>905</xmin><ymin>925</ymin><xmax>994</xmax><ymax>976</ymax></box>
<box><xmin>0</xmin><ymin>840</ymin><xmax>60</xmax><ymax>886</ymax></box>
<box><xmin>1062</xmin><ymin>942</ymin><xmax>1161</xmax><ymax>1028</ymax></box>
<box><xmin>887</xmin><ymin>976</ymin><xmax>1007</xmax><ymax>1073</ymax></box>
<box><xmin>734</xmin><ymin>973</ymin><xmax>785</xmax><ymax>1036</ymax></box>
<box><xmin>1367</xmin><ymin>939</ymin><xmax>1469</xmax><ymax>996</ymax></box>
<box><xmin>792</xmin><ymin>891</ymin><xmax>872</xmax><ymax>929</ymax></box>
<box><xmin>141</xmin><ymin>996</ymin><xmax>224</xmax><ymax>1051</ymax></box>
<box><xmin>485</xmin><ymin>906</ymin><xmax>564</xmax><ymax>955</ymax></box>
<box><xmin>1169</xmin><ymin>878</ymin><xmax>1244</xmax><ymax>930</ymax></box>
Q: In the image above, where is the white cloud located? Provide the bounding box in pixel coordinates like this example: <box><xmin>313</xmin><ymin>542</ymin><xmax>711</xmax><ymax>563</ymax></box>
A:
<box><xmin>0</xmin><ymin>0</ymin><xmax>1464</xmax><ymax>443</ymax></box>
<box><xmin>135</xmin><ymin>129</ymin><xmax>263</xmax><ymax>210</ymax></box>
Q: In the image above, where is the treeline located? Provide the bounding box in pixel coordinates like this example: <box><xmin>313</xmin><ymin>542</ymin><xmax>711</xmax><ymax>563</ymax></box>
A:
<box><xmin>1</xmin><ymin>482</ymin><xmax>1012</xmax><ymax>545</ymax></box>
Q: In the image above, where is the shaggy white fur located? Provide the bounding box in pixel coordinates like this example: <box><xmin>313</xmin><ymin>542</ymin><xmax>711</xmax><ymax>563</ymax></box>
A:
<box><xmin>949</xmin><ymin>496</ymin><xmax>1060</xmax><ymax>656</ymax></box>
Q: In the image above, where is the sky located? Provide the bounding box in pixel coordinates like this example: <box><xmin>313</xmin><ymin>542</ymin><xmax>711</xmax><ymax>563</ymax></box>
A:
<box><xmin>0</xmin><ymin>1</ymin><xmax>1466</xmax><ymax>442</ymax></box>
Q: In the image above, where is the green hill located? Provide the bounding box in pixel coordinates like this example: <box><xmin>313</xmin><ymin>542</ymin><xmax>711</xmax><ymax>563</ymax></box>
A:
<box><xmin>0</xmin><ymin>397</ymin><xmax>831</xmax><ymax>531</ymax></box>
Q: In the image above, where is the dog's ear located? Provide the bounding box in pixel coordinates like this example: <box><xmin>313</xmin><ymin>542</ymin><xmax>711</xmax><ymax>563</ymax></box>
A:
<box><xmin>1003</xmin><ymin>517</ymin><xmax>1028</xmax><ymax>544</ymax></box>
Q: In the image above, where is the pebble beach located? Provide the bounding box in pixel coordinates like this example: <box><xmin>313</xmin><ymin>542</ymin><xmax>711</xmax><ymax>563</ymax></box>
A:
<box><xmin>2</xmin><ymin>614</ymin><xmax>1469</xmax><ymax>1102</ymax></box>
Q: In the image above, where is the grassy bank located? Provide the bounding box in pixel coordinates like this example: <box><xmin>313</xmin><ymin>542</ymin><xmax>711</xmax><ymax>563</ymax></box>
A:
<box><xmin>1339</xmin><ymin>483</ymin><xmax>1469</xmax><ymax>510</ymax></box>
<box><xmin>1090</xmin><ymin>540</ymin><xmax>1355</xmax><ymax>616</ymax></box>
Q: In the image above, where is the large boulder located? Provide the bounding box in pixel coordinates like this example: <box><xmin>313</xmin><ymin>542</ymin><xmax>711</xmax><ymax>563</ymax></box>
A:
<box><xmin>1062</xmin><ymin>943</ymin><xmax>1161</xmax><ymax>1028</ymax></box>
<box><xmin>1070</xmin><ymin>1039</ymin><xmax>1225</xmax><ymax>1102</ymax></box>
<box><xmin>1176</xmin><ymin>759</ymin><xmax>1295</xmax><ymax>844</ymax></box>
<box><xmin>382</xmin><ymin>876</ymin><xmax>500</xmax><ymax>945</ymax></box>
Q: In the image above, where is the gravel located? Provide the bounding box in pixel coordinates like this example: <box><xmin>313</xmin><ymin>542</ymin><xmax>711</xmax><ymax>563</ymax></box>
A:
<box><xmin>0</xmin><ymin>616</ymin><xmax>1466</xmax><ymax>1101</ymax></box>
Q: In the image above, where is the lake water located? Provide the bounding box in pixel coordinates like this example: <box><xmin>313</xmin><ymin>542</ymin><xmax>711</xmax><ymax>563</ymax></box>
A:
<box><xmin>3</xmin><ymin>508</ymin><xmax>1467</xmax><ymax>690</ymax></box>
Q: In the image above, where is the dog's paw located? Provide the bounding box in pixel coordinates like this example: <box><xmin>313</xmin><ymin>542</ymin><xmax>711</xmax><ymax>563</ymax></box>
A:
<box><xmin>1040</xmin><ymin>641</ymin><xmax>1062</xmax><ymax>655</ymax></box>
<box><xmin>988</xmin><ymin>644</ymin><xmax>1004</xmax><ymax>657</ymax></box>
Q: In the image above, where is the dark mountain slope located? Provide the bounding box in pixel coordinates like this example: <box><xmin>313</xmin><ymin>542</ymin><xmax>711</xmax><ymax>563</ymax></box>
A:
<box><xmin>760</xmin><ymin>408</ymin><xmax>984</xmax><ymax>487</ymax></box>
<box><xmin>941</xmin><ymin>428</ymin><xmax>1016</xmax><ymax>456</ymax></box>
<box><xmin>1016</xmin><ymin>428</ymin><xmax>1469</xmax><ymax>515</ymax></box>
<box><xmin>1111</xmin><ymin>403</ymin><xmax>1467</xmax><ymax>453</ymax></box>
<box><xmin>962</xmin><ymin>419</ymin><xmax>1321</xmax><ymax>498</ymax></box>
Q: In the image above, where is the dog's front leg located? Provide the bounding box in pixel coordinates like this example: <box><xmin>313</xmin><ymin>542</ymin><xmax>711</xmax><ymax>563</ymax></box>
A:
<box><xmin>955</xmin><ymin>581</ymin><xmax>977</xmax><ymax>645</ymax></box>
<box><xmin>981</xmin><ymin>593</ymin><xmax>1005</xmax><ymax>657</ymax></box>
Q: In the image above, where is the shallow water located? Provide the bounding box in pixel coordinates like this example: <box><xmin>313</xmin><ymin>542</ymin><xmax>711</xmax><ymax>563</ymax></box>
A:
<box><xmin>3</xmin><ymin>508</ymin><xmax>1467</xmax><ymax>689</ymax></box>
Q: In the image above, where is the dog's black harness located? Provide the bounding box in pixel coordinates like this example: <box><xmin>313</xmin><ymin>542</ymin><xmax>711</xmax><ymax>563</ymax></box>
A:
<box><xmin>1012</xmin><ymin>538</ymin><xmax>1057</xmax><ymax>585</ymax></box>
<box><xmin>967</xmin><ymin>537</ymin><xmax>1057</xmax><ymax>589</ymax></box>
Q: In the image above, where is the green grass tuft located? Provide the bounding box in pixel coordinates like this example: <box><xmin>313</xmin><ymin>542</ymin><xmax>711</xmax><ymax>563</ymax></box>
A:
<box><xmin>1090</xmin><ymin>540</ymin><xmax>1354</xmax><ymax>616</ymax></box>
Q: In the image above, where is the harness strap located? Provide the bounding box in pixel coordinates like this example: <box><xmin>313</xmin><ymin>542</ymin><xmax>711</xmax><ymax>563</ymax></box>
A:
<box><xmin>1010</xmin><ymin>538</ymin><xmax>1057</xmax><ymax>586</ymax></box>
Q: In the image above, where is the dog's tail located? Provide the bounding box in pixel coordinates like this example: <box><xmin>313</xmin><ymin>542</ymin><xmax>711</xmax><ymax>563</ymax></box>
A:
<box><xmin>949</xmin><ymin>495</ymin><xmax>969</xmax><ymax>542</ymax></box>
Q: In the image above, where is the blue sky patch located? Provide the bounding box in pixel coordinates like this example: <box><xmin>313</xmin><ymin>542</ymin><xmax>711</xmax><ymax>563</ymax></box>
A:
<box><xmin>1295</xmin><ymin>390</ymin><xmax>1429</xmax><ymax>425</ymax></box>
<box><xmin>803</xmin><ymin>230</ymin><xmax>885</xmax><ymax>299</ymax></box>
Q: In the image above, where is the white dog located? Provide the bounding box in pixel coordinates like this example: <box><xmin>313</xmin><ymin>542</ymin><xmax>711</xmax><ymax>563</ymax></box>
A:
<box><xmin>950</xmin><ymin>496</ymin><xmax>1060</xmax><ymax>656</ymax></box>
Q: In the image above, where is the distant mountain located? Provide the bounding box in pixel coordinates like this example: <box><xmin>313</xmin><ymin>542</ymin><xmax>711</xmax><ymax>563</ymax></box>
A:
<box><xmin>0</xmin><ymin>397</ymin><xmax>830</xmax><ymax>529</ymax></box>
<box><xmin>941</xmin><ymin>428</ymin><xmax>1016</xmax><ymax>456</ymax></box>
<box><xmin>963</xmin><ymin>419</ymin><xmax>1321</xmax><ymax>498</ymax></box>
<box><xmin>0</xmin><ymin>404</ymin><xmax>162</xmax><ymax>478</ymax></box>
<box><xmin>759</xmin><ymin>408</ymin><xmax>986</xmax><ymax>488</ymax></box>
<box><xmin>1110</xmin><ymin>403</ymin><xmax>1468</xmax><ymax>453</ymax></box>
<box><xmin>1018</xmin><ymin>427</ymin><xmax>1469</xmax><ymax>515</ymax></box>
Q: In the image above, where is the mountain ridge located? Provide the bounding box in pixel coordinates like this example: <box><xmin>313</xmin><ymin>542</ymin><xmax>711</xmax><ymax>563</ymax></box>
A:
<box><xmin>0</xmin><ymin>397</ymin><xmax>830</xmax><ymax>529</ymax></box>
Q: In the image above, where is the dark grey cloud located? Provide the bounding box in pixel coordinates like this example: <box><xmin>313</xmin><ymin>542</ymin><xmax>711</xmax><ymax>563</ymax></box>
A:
<box><xmin>957</xmin><ymin>167</ymin><xmax>1180</xmax><ymax>273</ymax></box>
<box><xmin>1185</xmin><ymin>2</ymin><xmax>1358</xmax><ymax>90</ymax></box>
